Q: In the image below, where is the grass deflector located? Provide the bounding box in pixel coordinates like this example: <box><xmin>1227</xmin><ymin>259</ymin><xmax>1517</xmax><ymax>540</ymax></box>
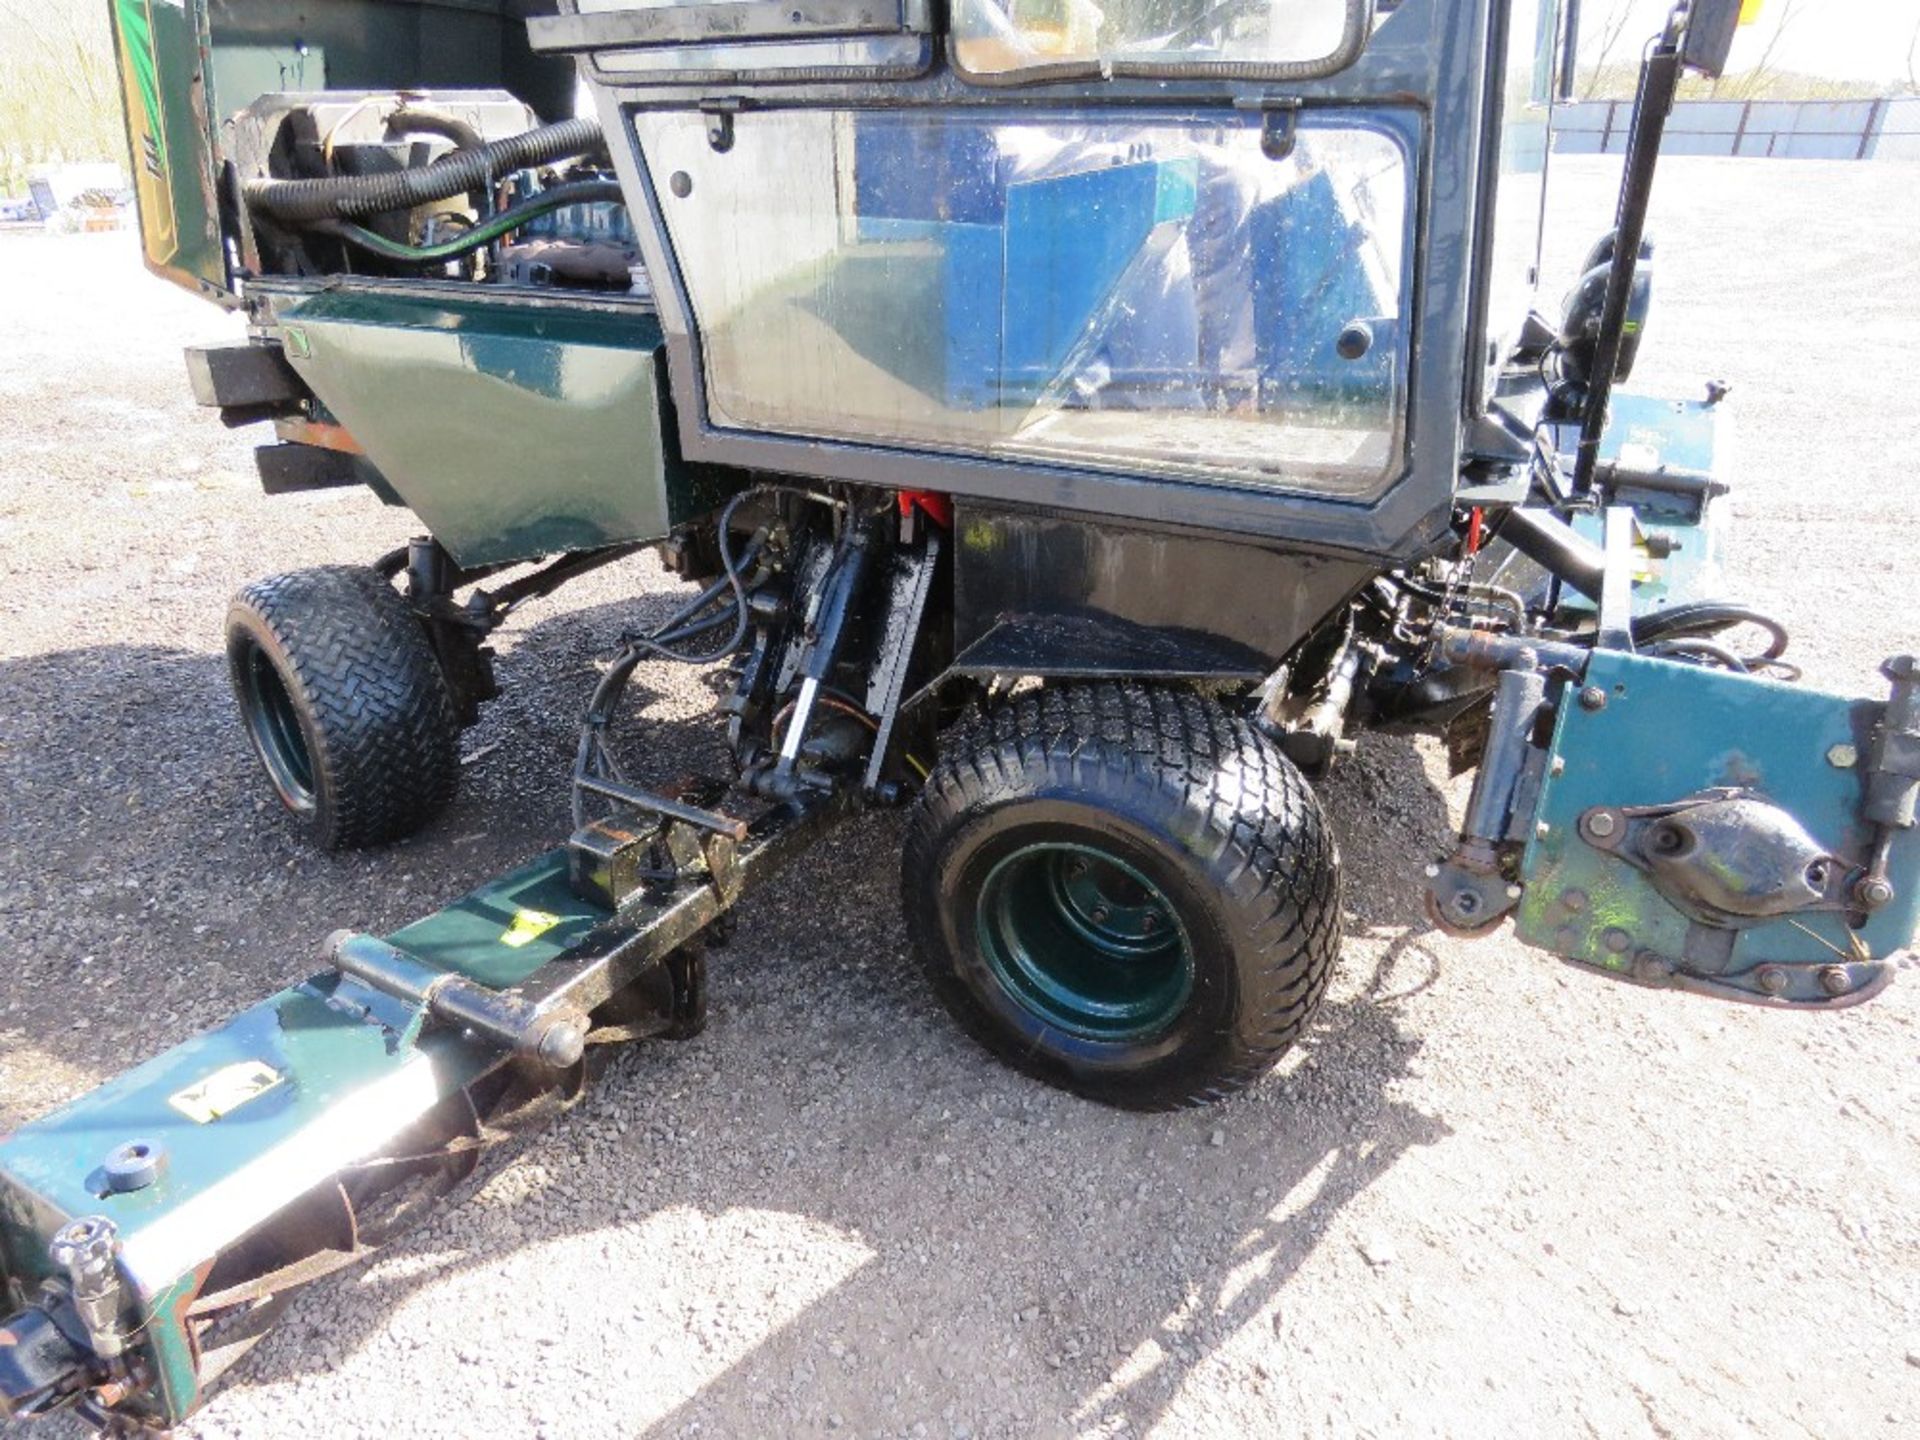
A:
<box><xmin>4</xmin><ymin>0</ymin><xmax>1915</xmax><ymax>1429</ymax></box>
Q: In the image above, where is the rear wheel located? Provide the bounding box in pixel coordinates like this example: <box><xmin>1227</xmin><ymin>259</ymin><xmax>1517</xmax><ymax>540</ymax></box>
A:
<box><xmin>902</xmin><ymin>683</ymin><xmax>1342</xmax><ymax>1110</ymax></box>
<box><xmin>225</xmin><ymin>566</ymin><xmax>460</xmax><ymax>849</ymax></box>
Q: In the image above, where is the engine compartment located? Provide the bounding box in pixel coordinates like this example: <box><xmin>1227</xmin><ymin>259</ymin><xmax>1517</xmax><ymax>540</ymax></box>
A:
<box><xmin>227</xmin><ymin>90</ymin><xmax>641</xmax><ymax>296</ymax></box>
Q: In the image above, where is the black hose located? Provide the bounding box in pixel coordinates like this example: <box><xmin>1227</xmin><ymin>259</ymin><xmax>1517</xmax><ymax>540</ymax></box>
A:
<box><xmin>385</xmin><ymin>107</ymin><xmax>484</xmax><ymax>152</ymax></box>
<box><xmin>317</xmin><ymin>180</ymin><xmax>624</xmax><ymax>265</ymax></box>
<box><xmin>1630</xmin><ymin>601</ymin><xmax>1790</xmax><ymax>660</ymax></box>
<box><xmin>244</xmin><ymin>115</ymin><xmax>603</xmax><ymax>222</ymax></box>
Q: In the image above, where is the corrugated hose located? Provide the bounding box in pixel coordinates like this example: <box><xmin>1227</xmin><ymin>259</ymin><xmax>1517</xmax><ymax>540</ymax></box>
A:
<box><xmin>242</xmin><ymin>115</ymin><xmax>604</xmax><ymax>222</ymax></box>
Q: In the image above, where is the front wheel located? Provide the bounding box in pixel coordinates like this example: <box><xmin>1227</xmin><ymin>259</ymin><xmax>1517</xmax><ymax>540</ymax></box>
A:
<box><xmin>901</xmin><ymin>683</ymin><xmax>1342</xmax><ymax>1110</ymax></box>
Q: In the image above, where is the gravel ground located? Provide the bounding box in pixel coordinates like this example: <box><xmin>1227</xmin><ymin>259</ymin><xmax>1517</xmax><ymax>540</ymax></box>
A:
<box><xmin>2</xmin><ymin>157</ymin><xmax>1918</xmax><ymax>1440</ymax></box>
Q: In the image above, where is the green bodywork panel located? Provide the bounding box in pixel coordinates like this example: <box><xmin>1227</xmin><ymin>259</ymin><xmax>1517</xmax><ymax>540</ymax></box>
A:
<box><xmin>111</xmin><ymin>0</ymin><xmax>229</xmax><ymax>304</ymax></box>
<box><xmin>0</xmin><ymin>850</ymin><xmax>604</xmax><ymax>1425</ymax></box>
<box><xmin>1518</xmin><ymin>650</ymin><xmax>1920</xmax><ymax>975</ymax></box>
<box><xmin>270</xmin><ymin>289</ymin><xmax>681</xmax><ymax>567</ymax></box>
<box><xmin>388</xmin><ymin>849</ymin><xmax>608</xmax><ymax>986</ymax></box>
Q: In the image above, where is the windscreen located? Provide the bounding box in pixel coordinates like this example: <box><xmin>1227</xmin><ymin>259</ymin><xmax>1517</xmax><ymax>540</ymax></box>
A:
<box><xmin>951</xmin><ymin>0</ymin><xmax>1368</xmax><ymax>80</ymax></box>
<box><xmin>638</xmin><ymin>108</ymin><xmax>1413</xmax><ymax>496</ymax></box>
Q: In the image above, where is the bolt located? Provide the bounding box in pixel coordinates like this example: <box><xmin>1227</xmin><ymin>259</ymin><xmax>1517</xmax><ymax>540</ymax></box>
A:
<box><xmin>1562</xmin><ymin>889</ymin><xmax>1589</xmax><ymax>913</ymax></box>
<box><xmin>1818</xmin><ymin>965</ymin><xmax>1852</xmax><ymax>998</ymax></box>
<box><xmin>1584</xmin><ymin>810</ymin><xmax>1618</xmax><ymax>840</ymax></box>
<box><xmin>1536</xmin><ymin>821</ymin><xmax>1553</xmax><ymax>840</ymax></box>
<box><xmin>1603</xmin><ymin>927</ymin><xmax>1633</xmax><ymax>955</ymax></box>
<box><xmin>1826</xmin><ymin>743</ymin><xmax>1859</xmax><ymax>769</ymax></box>
<box><xmin>1579</xmin><ymin>686</ymin><xmax>1608</xmax><ymax>712</ymax></box>
<box><xmin>1755</xmin><ymin>965</ymin><xmax>1790</xmax><ymax>997</ymax></box>
<box><xmin>1855</xmin><ymin>875</ymin><xmax>1896</xmax><ymax>911</ymax></box>
<box><xmin>1090</xmin><ymin>906</ymin><xmax>1112</xmax><ymax>925</ymax></box>
<box><xmin>1633</xmin><ymin>950</ymin><xmax>1673</xmax><ymax>984</ymax></box>
<box><xmin>1550</xmin><ymin>756</ymin><xmax>1567</xmax><ymax>778</ymax></box>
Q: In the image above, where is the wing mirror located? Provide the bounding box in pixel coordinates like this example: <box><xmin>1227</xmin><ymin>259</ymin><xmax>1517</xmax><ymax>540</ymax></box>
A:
<box><xmin>1681</xmin><ymin>0</ymin><xmax>1752</xmax><ymax>79</ymax></box>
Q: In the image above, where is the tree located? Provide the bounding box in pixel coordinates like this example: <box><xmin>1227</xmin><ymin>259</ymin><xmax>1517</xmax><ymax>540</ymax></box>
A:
<box><xmin>1579</xmin><ymin>0</ymin><xmax>1641</xmax><ymax>100</ymax></box>
<box><xmin>0</xmin><ymin>0</ymin><xmax>127</xmax><ymax>195</ymax></box>
<box><xmin>1727</xmin><ymin>0</ymin><xmax>1810</xmax><ymax>101</ymax></box>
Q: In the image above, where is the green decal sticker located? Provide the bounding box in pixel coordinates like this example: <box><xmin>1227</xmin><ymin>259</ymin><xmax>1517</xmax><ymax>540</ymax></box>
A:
<box><xmin>113</xmin><ymin>0</ymin><xmax>168</xmax><ymax>177</ymax></box>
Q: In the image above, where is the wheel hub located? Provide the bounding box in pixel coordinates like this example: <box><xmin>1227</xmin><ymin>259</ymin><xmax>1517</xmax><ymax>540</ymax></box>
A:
<box><xmin>975</xmin><ymin>842</ymin><xmax>1194</xmax><ymax>1042</ymax></box>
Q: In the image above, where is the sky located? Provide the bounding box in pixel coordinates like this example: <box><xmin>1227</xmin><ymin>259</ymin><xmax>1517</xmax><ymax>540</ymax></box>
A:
<box><xmin>1588</xmin><ymin>0</ymin><xmax>1920</xmax><ymax>85</ymax></box>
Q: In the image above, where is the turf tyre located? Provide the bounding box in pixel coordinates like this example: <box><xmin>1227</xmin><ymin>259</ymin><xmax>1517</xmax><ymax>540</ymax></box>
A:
<box><xmin>225</xmin><ymin>566</ymin><xmax>460</xmax><ymax>849</ymax></box>
<box><xmin>901</xmin><ymin>683</ymin><xmax>1342</xmax><ymax>1110</ymax></box>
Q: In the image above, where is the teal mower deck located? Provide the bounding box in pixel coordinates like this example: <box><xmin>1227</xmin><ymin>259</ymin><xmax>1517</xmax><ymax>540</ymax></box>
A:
<box><xmin>5</xmin><ymin>0</ymin><xmax>1916</xmax><ymax>1429</ymax></box>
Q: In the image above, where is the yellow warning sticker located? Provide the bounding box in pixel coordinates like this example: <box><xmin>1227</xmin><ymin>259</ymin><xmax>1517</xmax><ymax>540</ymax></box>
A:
<box><xmin>168</xmin><ymin>1060</ymin><xmax>284</xmax><ymax>1124</ymax></box>
<box><xmin>500</xmin><ymin>907</ymin><xmax>562</xmax><ymax>949</ymax></box>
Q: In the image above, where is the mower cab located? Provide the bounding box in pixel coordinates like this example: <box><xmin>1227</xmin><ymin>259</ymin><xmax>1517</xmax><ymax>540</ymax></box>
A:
<box><xmin>4</xmin><ymin>0</ymin><xmax>1915</xmax><ymax>1429</ymax></box>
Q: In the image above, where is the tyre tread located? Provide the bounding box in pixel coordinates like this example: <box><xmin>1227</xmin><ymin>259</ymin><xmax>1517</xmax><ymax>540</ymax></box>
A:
<box><xmin>228</xmin><ymin>566</ymin><xmax>459</xmax><ymax>849</ymax></box>
<box><xmin>904</xmin><ymin>682</ymin><xmax>1342</xmax><ymax>1109</ymax></box>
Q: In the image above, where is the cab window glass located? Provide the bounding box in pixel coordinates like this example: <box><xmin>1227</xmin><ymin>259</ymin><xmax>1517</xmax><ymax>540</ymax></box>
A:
<box><xmin>1485</xmin><ymin>0</ymin><xmax>1558</xmax><ymax>376</ymax></box>
<box><xmin>638</xmin><ymin>109</ymin><xmax>1413</xmax><ymax>497</ymax></box>
<box><xmin>952</xmin><ymin>0</ymin><xmax>1366</xmax><ymax>80</ymax></box>
<box><xmin>570</xmin><ymin>0</ymin><xmax>931</xmax><ymax>80</ymax></box>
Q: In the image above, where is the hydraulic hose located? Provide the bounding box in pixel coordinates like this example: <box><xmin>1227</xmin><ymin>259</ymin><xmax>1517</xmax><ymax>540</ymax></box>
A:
<box><xmin>1630</xmin><ymin>601</ymin><xmax>1790</xmax><ymax>660</ymax></box>
<box><xmin>244</xmin><ymin>115</ymin><xmax>603</xmax><ymax>222</ymax></box>
<box><xmin>318</xmin><ymin>180</ymin><xmax>625</xmax><ymax>265</ymax></box>
<box><xmin>384</xmin><ymin>107</ymin><xmax>484</xmax><ymax>152</ymax></box>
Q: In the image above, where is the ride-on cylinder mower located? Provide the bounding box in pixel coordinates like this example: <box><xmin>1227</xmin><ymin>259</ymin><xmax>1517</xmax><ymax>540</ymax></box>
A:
<box><xmin>4</xmin><ymin>0</ymin><xmax>1915</xmax><ymax>1429</ymax></box>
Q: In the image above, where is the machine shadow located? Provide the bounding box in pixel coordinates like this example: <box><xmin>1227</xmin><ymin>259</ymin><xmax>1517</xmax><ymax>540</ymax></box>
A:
<box><xmin>0</xmin><ymin>599</ymin><xmax>1461</xmax><ymax>1436</ymax></box>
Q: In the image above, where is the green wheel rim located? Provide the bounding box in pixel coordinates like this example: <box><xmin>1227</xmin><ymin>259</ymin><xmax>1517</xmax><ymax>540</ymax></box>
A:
<box><xmin>975</xmin><ymin>841</ymin><xmax>1194</xmax><ymax>1041</ymax></box>
<box><xmin>240</xmin><ymin>644</ymin><xmax>316</xmax><ymax>811</ymax></box>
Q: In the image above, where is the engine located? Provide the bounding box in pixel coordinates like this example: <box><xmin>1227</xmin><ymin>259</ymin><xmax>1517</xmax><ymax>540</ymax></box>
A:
<box><xmin>226</xmin><ymin>91</ymin><xmax>644</xmax><ymax>296</ymax></box>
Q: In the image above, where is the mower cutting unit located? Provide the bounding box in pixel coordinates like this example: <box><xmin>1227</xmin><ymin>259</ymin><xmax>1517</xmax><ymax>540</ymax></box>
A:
<box><xmin>5</xmin><ymin>0</ymin><xmax>1916</xmax><ymax>1428</ymax></box>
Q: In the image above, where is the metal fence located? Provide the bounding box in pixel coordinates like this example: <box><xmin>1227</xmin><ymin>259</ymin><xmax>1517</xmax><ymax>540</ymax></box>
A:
<box><xmin>1554</xmin><ymin>98</ymin><xmax>1920</xmax><ymax>161</ymax></box>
